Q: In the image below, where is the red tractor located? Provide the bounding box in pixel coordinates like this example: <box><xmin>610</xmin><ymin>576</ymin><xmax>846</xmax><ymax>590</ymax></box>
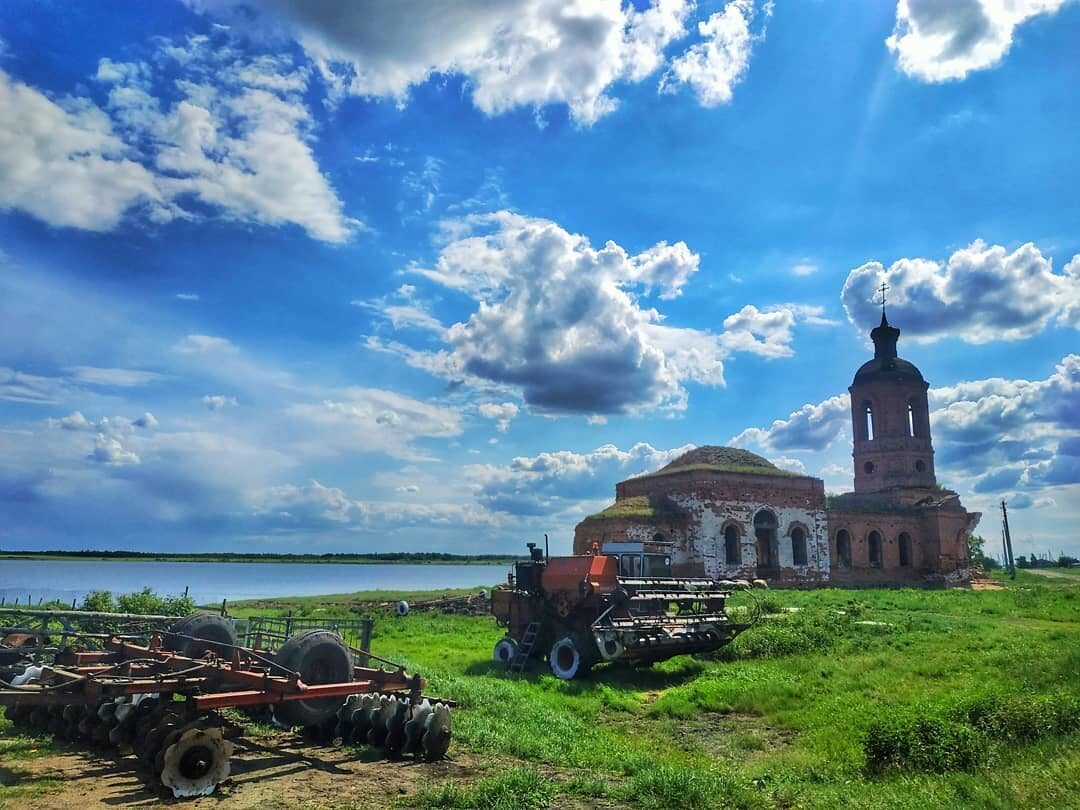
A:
<box><xmin>491</xmin><ymin>540</ymin><xmax>752</xmax><ymax>679</ymax></box>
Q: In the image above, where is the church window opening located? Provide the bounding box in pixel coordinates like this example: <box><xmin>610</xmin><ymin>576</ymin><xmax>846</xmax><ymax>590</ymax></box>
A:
<box><xmin>863</xmin><ymin>402</ymin><xmax>875</xmax><ymax>440</ymax></box>
<box><xmin>724</xmin><ymin>525</ymin><xmax>741</xmax><ymax>565</ymax></box>
<box><xmin>791</xmin><ymin>527</ymin><xmax>808</xmax><ymax>566</ymax></box>
<box><xmin>907</xmin><ymin>402</ymin><xmax>916</xmax><ymax>437</ymax></box>
<box><xmin>915</xmin><ymin>460</ymin><xmax>926</xmax><ymax>473</ymax></box>
<box><xmin>864</xmin><ymin>461</ymin><xmax>874</xmax><ymax>474</ymax></box>
<box><xmin>836</xmin><ymin>529</ymin><xmax>851</xmax><ymax>567</ymax></box>
<box><xmin>754</xmin><ymin>510</ymin><xmax>779</xmax><ymax>573</ymax></box>
<box><xmin>899</xmin><ymin>533</ymin><xmax>912</xmax><ymax>567</ymax></box>
<box><xmin>868</xmin><ymin>531</ymin><xmax>883</xmax><ymax>568</ymax></box>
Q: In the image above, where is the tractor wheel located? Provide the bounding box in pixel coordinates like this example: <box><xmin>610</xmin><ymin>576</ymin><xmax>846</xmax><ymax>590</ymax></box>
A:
<box><xmin>492</xmin><ymin>637</ymin><xmax>517</xmax><ymax>667</ymax></box>
<box><xmin>549</xmin><ymin>636</ymin><xmax>590</xmax><ymax>680</ymax></box>
<box><xmin>164</xmin><ymin>614</ymin><xmax>237</xmax><ymax>659</ymax></box>
<box><xmin>272</xmin><ymin>630</ymin><xmax>352</xmax><ymax>728</ymax></box>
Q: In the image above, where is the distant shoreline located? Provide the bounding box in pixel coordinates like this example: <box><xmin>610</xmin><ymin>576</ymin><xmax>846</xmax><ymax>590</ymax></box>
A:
<box><xmin>0</xmin><ymin>551</ymin><xmax>525</xmax><ymax>566</ymax></box>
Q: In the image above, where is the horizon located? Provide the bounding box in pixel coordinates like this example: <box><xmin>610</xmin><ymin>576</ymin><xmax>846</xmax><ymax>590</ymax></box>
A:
<box><xmin>0</xmin><ymin>0</ymin><xmax>1077</xmax><ymax>559</ymax></box>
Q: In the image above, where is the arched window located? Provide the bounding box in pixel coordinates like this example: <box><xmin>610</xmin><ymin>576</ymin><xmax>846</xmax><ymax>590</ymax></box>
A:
<box><xmin>863</xmin><ymin>402</ymin><xmax>875</xmax><ymax>441</ymax></box>
<box><xmin>653</xmin><ymin>532</ymin><xmax>666</xmax><ymax>542</ymax></box>
<box><xmin>754</xmin><ymin>510</ymin><xmax>778</xmax><ymax>572</ymax></box>
<box><xmin>835</xmin><ymin>529</ymin><xmax>851</xmax><ymax>568</ymax></box>
<box><xmin>791</xmin><ymin>526</ymin><xmax>808</xmax><ymax>566</ymax></box>
<box><xmin>907</xmin><ymin>402</ymin><xmax>916</xmax><ymax>437</ymax></box>
<box><xmin>898</xmin><ymin>533</ymin><xmax>912</xmax><ymax>567</ymax></box>
<box><xmin>724</xmin><ymin>525</ymin><xmax>741</xmax><ymax>565</ymax></box>
<box><xmin>868</xmin><ymin>531</ymin><xmax>883</xmax><ymax>568</ymax></box>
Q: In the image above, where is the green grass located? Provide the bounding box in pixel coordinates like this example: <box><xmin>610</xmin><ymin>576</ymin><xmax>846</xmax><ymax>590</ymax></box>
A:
<box><xmin>3</xmin><ymin>573</ymin><xmax>1079</xmax><ymax>809</ymax></box>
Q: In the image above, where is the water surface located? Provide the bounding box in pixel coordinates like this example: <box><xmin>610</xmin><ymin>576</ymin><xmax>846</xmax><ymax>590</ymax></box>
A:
<box><xmin>0</xmin><ymin>559</ymin><xmax>509</xmax><ymax>606</ymax></box>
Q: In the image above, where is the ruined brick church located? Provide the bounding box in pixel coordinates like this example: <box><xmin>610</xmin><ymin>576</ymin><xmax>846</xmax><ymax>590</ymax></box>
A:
<box><xmin>574</xmin><ymin>309</ymin><xmax>981</xmax><ymax>587</ymax></box>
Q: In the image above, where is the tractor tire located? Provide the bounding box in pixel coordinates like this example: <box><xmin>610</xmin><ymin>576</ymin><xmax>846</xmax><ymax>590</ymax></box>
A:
<box><xmin>164</xmin><ymin>614</ymin><xmax>237</xmax><ymax>659</ymax></box>
<box><xmin>272</xmin><ymin>630</ymin><xmax>352</xmax><ymax>728</ymax></box>
<box><xmin>548</xmin><ymin>635</ymin><xmax>592</xmax><ymax>680</ymax></box>
<box><xmin>492</xmin><ymin>637</ymin><xmax>517</xmax><ymax>667</ymax></box>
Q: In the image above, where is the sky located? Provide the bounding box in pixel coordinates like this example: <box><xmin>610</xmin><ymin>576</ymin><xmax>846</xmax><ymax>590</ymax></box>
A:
<box><xmin>0</xmin><ymin>0</ymin><xmax>1077</xmax><ymax>559</ymax></box>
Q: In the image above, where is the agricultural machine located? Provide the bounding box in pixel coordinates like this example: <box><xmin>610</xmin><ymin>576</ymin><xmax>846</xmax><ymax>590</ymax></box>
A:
<box><xmin>491</xmin><ymin>539</ymin><xmax>754</xmax><ymax>679</ymax></box>
<box><xmin>0</xmin><ymin>610</ymin><xmax>452</xmax><ymax>798</ymax></box>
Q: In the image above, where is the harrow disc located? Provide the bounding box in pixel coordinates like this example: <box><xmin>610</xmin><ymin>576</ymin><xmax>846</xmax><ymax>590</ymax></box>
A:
<box><xmin>384</xmin><ymin>698</ymin><xmax>409</xmax><ymax>758</ymax></box>
<box><xmin>421</xmin><ymin>702</ymin><xmax>452</xmax><ymax>760</ymax></box>
<box><xmin>159</xmin><ymin>724</ymin><xmax>233</xmax><ymax>798</ymax></box>
<box><xmin>403</xmin><ymin>699</ymin><xmax>432</xmax><ymax>756</ymax></box>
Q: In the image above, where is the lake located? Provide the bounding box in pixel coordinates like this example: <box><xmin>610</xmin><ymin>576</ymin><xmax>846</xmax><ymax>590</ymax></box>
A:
<box><xmin>0</xmin><ymin>559</ymin><xmax>511</xmax><ymax>606</ymax></box>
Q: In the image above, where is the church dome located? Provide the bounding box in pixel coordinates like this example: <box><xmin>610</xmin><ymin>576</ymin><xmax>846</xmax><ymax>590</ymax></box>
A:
<box><xmin>852</xmin><ymin>311</ymin><xmax>924</xmax><ymax>384</ymax></box>
<box><xmin>651</xmin><ymin>445</ymin><xmax>790</xmax><ymax>476</ymax></box>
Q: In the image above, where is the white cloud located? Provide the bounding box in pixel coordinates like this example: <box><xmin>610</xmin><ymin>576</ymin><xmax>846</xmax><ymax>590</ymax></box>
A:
<box><xmin>0</xmin><ymin>69</ymin><xmax>165</xmax><ymax>231</ymax></box>
<box><xmin>791</xmin><ymin>260</ymin><xmax>819</xmax><ymax>277</ymax></box>
<box><xmin>175</xmin><ymin>292</ymin><xmax>200</xmax><ymax>301</ymax></box>
<box><xmin>0</xmin><ymin>367</ymin><xmax>67</xmax><ymax>404</ymax></box>
<box><xmin>887</xmin><ymin>0</ymin><xmax>1070</xmax><ymax>82</ymax></box>
<box><xmin>185</xmin><ymin>0</ymin><xmax>694</xmax><ymax>125</ymax></box>
<box><xmin>353</xmin><ymin>285</ymin><xmax>445</xmax><ymax>333</ymax></box>
<box><xmin>90</xmin><ymin>433</ymin><xmax>140</xmax><ymax>465</ymax></box>
<box><xmin>375</xmin><ymin>213</ymin><xmax>824</xmax><ymax>415</ymax></box>
<box><xmin>67</xmin><ymin>366</ymin><xmax>164</xmax><ymax>387</ymax></box>
<box><xmin>478</xmin><ymin>401</ymin><xmax>519</xmax><ymax>432</ymax></box>
<box><xmin>842</xmin><ymin>240</ymin><xmax>1080</xmax><ymax>344</ymax></box>
<box><xmin>0</xmin><ymin>33</ymin><xmax>354</xmax><ymax>242</ymax></box>
<box><xmin>288</xmin><ymin>387</ymin><xmax>462</xmax><ymax>460</ymax></box>
<box><xmin>175</xmin><ymin>334</ymin><xmax>236</xmax><ymax>354</ymax></box>
<box><xmin>467</xmin><ymin>441</ymin><xmax>693</xmax><ymax>516</ymax></box>
<box><xmin>661</xmin><ymin>0</ymin><xmax>770</xmax><ymax>107</ymax></box>
<box><xmin>732</xmin><ymin>395</ymin><xmax>851</xmax><ymax>452</ymax></box>
<box><xmin>202</xmin><ymin>394</ymin><xmax>239</xmax><ymax>411</ymax></box>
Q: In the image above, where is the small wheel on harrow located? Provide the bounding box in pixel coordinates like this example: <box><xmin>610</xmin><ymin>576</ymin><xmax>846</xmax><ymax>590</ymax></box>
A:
<box><xmin>493</xmin><ymin>637</ymin><xmax>518</xmax><ymax>667</ymax></box>
<box><xmin>271</xmin><ymin>630</ymin><xmax>352</xmax><ymax>729</ymax></box>
<box><xmin>159</xmin><ymin>721</ymin><xmax>234</xmax><ymax>798</ymax></box>
<box><xmin>164</xmin><ymin>614</ymin><xmax>238</xmax><ymax>659</ymax></box>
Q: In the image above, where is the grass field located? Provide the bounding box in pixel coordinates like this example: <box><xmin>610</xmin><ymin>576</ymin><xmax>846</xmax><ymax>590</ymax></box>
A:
<box><xmin>2</xmin><ymin>570</ymin><xmax>1079</xmax><ymax>808</ymax></box>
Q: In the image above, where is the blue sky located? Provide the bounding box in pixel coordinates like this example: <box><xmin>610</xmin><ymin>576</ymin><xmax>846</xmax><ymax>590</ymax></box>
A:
<box><xmin>0</xmin><ymin>0</ymin><xmax>1077</xmax><ymax>558</ymax></box>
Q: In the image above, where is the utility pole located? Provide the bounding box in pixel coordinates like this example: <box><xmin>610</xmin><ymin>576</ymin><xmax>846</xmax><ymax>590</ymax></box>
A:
<box><xmin>1001</xmin><ymin>500</ymin><xmax>1016</xmax><ymax>580</ymax></box>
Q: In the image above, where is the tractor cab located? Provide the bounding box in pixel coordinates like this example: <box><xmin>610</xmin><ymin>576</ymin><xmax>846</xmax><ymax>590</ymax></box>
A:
<box><xmin>600</xmin><ymin>540</ymin><xmax>673</xmax><ymax>579</ymax></box>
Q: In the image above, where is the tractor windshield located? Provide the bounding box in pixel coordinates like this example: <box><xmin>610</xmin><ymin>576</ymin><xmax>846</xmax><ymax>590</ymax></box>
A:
<box><xmin>642</xmin><ymin>554</ymin><xmax>671</xmax><ymax>577</ymax></box>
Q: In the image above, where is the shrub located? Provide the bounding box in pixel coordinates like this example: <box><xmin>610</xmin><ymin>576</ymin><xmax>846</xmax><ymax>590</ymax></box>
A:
<box><xmin>957</xmin><ymin>693</ymin><xmax>1080</xmax><ymax>743</ymax></box>
<box><xmin>863</xmin><ymin>713</ymin><xmax>987</xmax><ymax>775</ymax></box>
<box><xmin>721</xmin><ymin>610</ymin><xmax>847</xmax><ymax>660</ymax></box>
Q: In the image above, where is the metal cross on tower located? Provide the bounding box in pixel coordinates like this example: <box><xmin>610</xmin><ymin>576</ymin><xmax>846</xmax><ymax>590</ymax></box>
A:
<box><xmin>877</xmin><ymin>281</ymin><xmax>889</xmax><ymax>314</ymax></box>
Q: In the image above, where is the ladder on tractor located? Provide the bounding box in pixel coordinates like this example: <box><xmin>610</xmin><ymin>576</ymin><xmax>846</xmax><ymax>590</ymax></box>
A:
<box><xmin>510</xmin><ymin>622</ymin><xmax>541</xmax><ymax>673</ymax></box>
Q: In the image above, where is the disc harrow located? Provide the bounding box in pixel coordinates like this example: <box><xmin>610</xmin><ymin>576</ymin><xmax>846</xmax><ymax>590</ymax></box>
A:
<box><xmin>0</xmin><ymin>616</ymin><xmax>453</xmax><ymax>799</ymax></box>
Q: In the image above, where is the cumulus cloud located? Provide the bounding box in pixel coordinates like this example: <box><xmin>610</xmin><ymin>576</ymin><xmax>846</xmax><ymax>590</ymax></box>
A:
<box><xmin>732</xmin><ymin>395</ymin><xmax>851</xmax><ymax>452</ymax></box>
<box><xmin>0</xmin><ymin>33</ymin><xmax>354</xmax><ymax>241</ymax></box>
<box><xmin>379</xmin><ymin>212</ymin><xmax>820</xmax><ymax>415</ymax></box>
<box><xmin>253</xmin><ymin>479</ymin><xmax>365</xmax><ymax>526</ymax></box>
<box><xmin>202</xmin><ymin>394</ymin><xmax>239</xmax><ymax>411</ymax></box>
<box><xmin>185</xmin><ymin>0</ymin><xmax>693</xmax><ymax>125</ymax></box>
<box><xmin>467</xmin><ymin>441</ymin><xmax>693</xmax><ymax>516</ymax></box>
<box><xmin>0</xmin><ymin>70</ymin><xmax>164</xmax><ymax>231</ymax></box>
<box><xmin>90</xmin><ymin>433</ymin><xmax>140</xmax><ymax>465</ymax></box>
<box><xmin>842</xmin><ymin>240</ymin><xmax>1080</xmax><ymax>343</ymax></box>
<box><xmin>887</xmin><ymin>0</ymin><xmax>1070</xmax><ymax>82</ymax></box>
<box><xmin>478</xmin><ymin>402</ymin><xmax>520</xmax><ymax>432</ymax></box>
<box><xmin>790</xmin><ymin>260</ymin><xmax>819</xmax><ymax>277</ymax></box>
<box><xmin>661</xmin><ymin>0</ymin><xmax>771</xmax><ymax>106</ymax></box>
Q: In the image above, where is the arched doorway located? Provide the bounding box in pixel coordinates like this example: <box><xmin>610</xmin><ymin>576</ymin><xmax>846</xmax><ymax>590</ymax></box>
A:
<box><xmin>754</xmin><ymin>510</ymin><xmax>779</xmax><ymax>577</ymax></box>
<box><xmin>835</xmin><ymin>529</ymin><xmax>851</xmax><ymax>568</ymax></box>
<box><xmin>868</xmin><ymin>530</ymin><xmax>883</xmax><ymax>568</ymax></box>
<box><xmin>898</xmin><ymin>532</ymin><xmax>912</xmax><ymax>567</ymax></box>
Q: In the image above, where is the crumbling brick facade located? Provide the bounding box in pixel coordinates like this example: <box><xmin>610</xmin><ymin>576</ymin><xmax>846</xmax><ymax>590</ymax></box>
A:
<box><xmin>573</xmin><ymin>312</ymin><xmax>981</xmax><ymax>588</ymax></box>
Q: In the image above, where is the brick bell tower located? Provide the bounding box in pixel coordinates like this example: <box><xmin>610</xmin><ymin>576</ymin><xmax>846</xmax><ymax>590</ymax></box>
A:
<box><xmin>849</xmin><ymin>286</ymin><xmax>936</xmax><ymax>494</ymax></box>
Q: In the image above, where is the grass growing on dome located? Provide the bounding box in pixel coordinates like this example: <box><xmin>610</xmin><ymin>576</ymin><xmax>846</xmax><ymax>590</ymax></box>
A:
<box><xmin>583</xmin><ymin>495</ymin><xmax>678</xmax><ymax>520</ymax></box>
